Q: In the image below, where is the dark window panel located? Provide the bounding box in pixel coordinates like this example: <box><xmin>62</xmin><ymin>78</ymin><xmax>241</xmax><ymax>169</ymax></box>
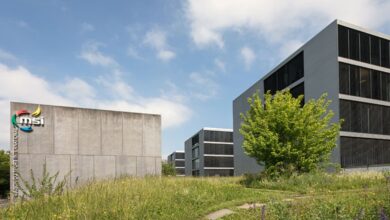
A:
<box><xmin>360</xmin><ymin>32</ymin><xmax>370</xmax><ymax>63</ymax></box>
<box><xmin>204</xmin><ymin>169</ymin><xmax>233</xmax><ymax>176</ymax></box>
<box><xmin>277</xmin><ymin>65</ymin><xmax>288</xmax><ymax>90</ymax></box>
<box><xmin>381</xmin><ymin>73</ymin><xmax>390</xmax><ymax>101</ymax></box>
<box><xmin>192</xmin><ymin>134</ymin><xmax>199</xmax><ymax>146</ymax></box>
<box><xmin>371</xmin><ymin>70</ymin><xmax>381</xmax><ymax>100</ymax></box>
<box><xmin>381</xmin><ymin>39</ymin><xmax>389</xmax><ymax>68</ymax></box>
<box><xmin>360</xmin><ymin>103</ymin><xmax>369</xmax><ymax>133</ymax></box>
<box><xmin>350</xmin><ymin>101</ymin><xmax>362</xmax><ymax>132</ymax></box>
<box><xmin>350</xmin><ymin>65</ymin><xmax>360</xmax><ymax>96</ymax></box>
<box><xmin>338</xmin><ymin>26</ymin><xmax>349</xmax><ymax>58</ymax></box>
<box><xmin>339</xmin><ymin>63</ymin><xmax>350</xmax><ymax>94</ymax></box>
<box><xmin>175</xmin><ymin>160</ymin><xmax>185</xmax><ymax>167</ymax></box>
<box><xmin>369</xmin><ymin>104</ymin><xmax>382</xmax><ymax>134</ymax></box>
<box><xmin>340</xmin><ymin>100</ymin><xmax>351</xmax><ymax>131</ymax></box>
<box><xmin>360</xmin><ymin>68</ymin><xmax>371</xmax><ymax>98</ymax></box>
<box><xmin>204</xmin><ymin>156</ymin><xmax>234</xmax><ymax>167</ymax></box>
<box><xmin>204</xmin><ymin>131</ymin><xmax>233</xmax><ymax>142</ymax></box>
<box><xmin>175</xmin><ymin>153</ymin><xmax>185</xmax><ymax>159</ymax></box>
<box><xmin>383</xmin><ymin>107</ymin><xmax>390</xmax><ymax>135</ymax></box>
<box><xmin>204</xmin><ymin>143</ymin><xmax>233</xmax><ymax>155</ymax></box>
<box><xmin>349</xmin><ymin>29</ymin><xmax>360</xmax><ymax>60</ymax></box>
<box><xmin>176</xmin><ymin>168</ymin><xmax>185</xmax><ymax>175</ymax></box>
<box><xmin>371</xmin><ymin>36</ymin><xmax>380</xmax><ymax>65</ymax></box>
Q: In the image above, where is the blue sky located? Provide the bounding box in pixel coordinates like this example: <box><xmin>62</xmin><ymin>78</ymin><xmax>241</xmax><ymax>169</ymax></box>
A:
<box><xmin>0</xmin><ymin>0</ymin><xmax>389</xmax><ymax>158</ymax></box>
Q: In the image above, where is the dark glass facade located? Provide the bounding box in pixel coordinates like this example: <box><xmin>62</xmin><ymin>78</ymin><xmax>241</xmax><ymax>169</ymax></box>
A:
<box><xmin>340</xmin><ymin>137</ymin><xmax>390</xmax><ymax>167</ymax></box>
<box><xmin>264</xmin><ymin>52</ymin><xmax>304</xmax><ymax>94</ymax></box>
<box><xmin>204</xmin><ymin>156</ymin><xmax>234</xmax><ymax>167</ymax></box>
<box><xmin>204</xmin><ymin>143</ymin><xmax>233</xmax><ymax>155</ymax></box>
<box><xmin>204</xmin><ymin>169</ymin><xmax>234</xmax><ymax>176</ymax></box>
<box><xmin>339</xmin><ymin>63</ymin><xmax>390</xmax><ymax>101</ymax></box>
<box><xmin>338</xmin><ymin>25</ymin><xmax>390</xmax><ymax>68</ymax></box>
<box><xmin>204</xmin><ymin>130</ymin><xmax>233</xmax><ymax>142</ymax></box>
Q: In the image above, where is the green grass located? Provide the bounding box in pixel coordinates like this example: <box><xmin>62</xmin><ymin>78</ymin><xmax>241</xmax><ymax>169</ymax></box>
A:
<box><xmin>1</xmin><ymin>172</ymin><xmax>389</xmax><ymax>220</ymax></box>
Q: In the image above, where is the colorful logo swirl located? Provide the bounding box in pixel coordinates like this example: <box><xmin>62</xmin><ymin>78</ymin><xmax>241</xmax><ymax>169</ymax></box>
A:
<box><xmin>11</xmin><ymin>106</ymin><xmax>41</xmax><ymax>132</ymax></box>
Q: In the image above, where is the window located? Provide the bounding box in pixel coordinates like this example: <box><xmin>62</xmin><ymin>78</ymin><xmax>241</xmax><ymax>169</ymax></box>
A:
<box><xmin>349</xmin><ymin>29</ymin><xmax>360</xmax><ymax>60</ymax></box>
<box><xmin>371</xmin><ymin>36</ymin><xmax>380</xmax><ymax>65</ymax></box>
<box><xmin>371</xmin><ymin>70</ymin><xmax>381</xmax><ymax>100</ymax></box>
<box><xmin>350</xmin><ymin>65</ymin><xmax>360</xmax><ymax>96</ymax></box>
<box><xmin>381</xmin><ymin>39</ymin><xmax>389</xmax><ymax>68</ymax></box>
<box><xmin>204</xmin><ymin>156</ymin><xmax>234</xmax><ymax>167</ymax></box>
<box><xmin>360</xmin><ymin>32</ymin><xmax>370</xmax><ymax>63</ymax></box>
<box><xmin>175</xmin><ymin>160</ymin><xmax>185</xmax><ymax>167</ymax></box>
<box><xmin>369</xmin><ymin>104</ymin><xmax>382</xmax><ymax>134</ymax></box>
<box><xmin>192</xmin><ymin>134</ymin><xmax>199</xmax><ymax>146</ymax></box>
<box><xmin>264</xmin><ymin>52</ymin><xmax>304</xmax><ymax>94</ymax></box>
<box><xmin>338</xmin><ymin>26</ymin><xmax>349</xmax><ymax>58</ymax></box>
<box><xmin>382</xmin><ymin>73</ymin><xmax>390</xmax><ymax>101</ymax></box>
<box><xmin>204</xmin><ymin>143</ymin><xmax>233</xmax><ymax>155</ymax></box>
<box><xmin>360</xmin><ymin>68</ymin><xmax>371</xmax><ymax>98</ymax></box>
<box><xmin>192</xmin><ymin>159</ymin><xmax>199</xmax><ymax>170</ymax></box>
<box><xmin>204</xmin><ymin>131</ymin><xmax>233</xmax><ymax>142</ymax></box>
<box><xmin>339</xmin><ymin>63</ymin><xmax>350</xmax><ymax>94</ymax></box>
<box><xmin>384</xmin><ymin>106</ymin><xmax>390</xmax><ymax>135</ymax></box>
<box><xmin>204</xmin><ymin>169</ymin><xmax>233</xmax><ymax>176</ymax></box>
<box><xmin>175</xmin><ymin>153</ymin><xmax>185</xmax><ymax>159</ymax></box>
<box><xmin>192</xmin><ymin>147</ymin><xmax>199</xmax><ymax>159</ymax></box>
<box><xmin>340</xmin><ymin>100</ymin><xmax>351</xmax><ymax>131</ymax></box>
<box><xmin>340</xmin><ymin>137</ymin><xmax>390</xmax><ymax>168</ymax></box>
<box><xmin>176</xmin><ymin>168</ymin><xmax>185</xmax><ymax>175</ymax></box>
<box><xmin>350</xmin><ymin>101</ymin><xmax>362</xmax><ymax>132</ymax></box>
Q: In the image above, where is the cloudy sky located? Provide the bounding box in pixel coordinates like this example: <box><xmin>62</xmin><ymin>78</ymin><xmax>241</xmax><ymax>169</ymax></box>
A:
<box><xmin>0</xmin><ymin>0</ymin><xmax>389</xmax><ymax>158</ymax></box>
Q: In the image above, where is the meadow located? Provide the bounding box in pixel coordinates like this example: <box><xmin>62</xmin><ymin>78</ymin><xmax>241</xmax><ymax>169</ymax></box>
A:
<box><xmin>1</xmin><ymin>171</ymin><xmax>389</xmax><ymax>219</ymax></box>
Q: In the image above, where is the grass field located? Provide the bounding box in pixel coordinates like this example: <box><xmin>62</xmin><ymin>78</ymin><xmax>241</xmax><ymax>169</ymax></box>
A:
<box><xmin>1</xmin><ymin>172</ymin><xmax>389</xmax><ymax>219</ymax></box>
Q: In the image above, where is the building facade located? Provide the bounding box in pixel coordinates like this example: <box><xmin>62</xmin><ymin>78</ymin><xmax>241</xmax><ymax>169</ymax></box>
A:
<box><xmin>167</xmin><ymin>151</ymin><xmax>185</xmax><ymax>176</ymax></box>
<box><xmin>185</xmin><ymin>128</ymin><xmax>234</xmax><ymax>176</ymax></box>
<box><xmin>233</xmin><ymin>20</ymin><xmax>390</xmax><ymax>175</ymax></box>
<box><xmin>10</xmin><ymin>102</ymin><xmax>161</xmax><ymax>200</ymax></box>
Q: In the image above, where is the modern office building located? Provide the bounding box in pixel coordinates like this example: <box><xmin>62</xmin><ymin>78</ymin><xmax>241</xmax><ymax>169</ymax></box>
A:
<box><xmin>233</xmin><ymin>20</ymin><xmax>390</xmax><ymax>175</ymax></box>
<box><xmin>10</xmin><ymin>102</ymin><xmax>161</xmax><ymax>201</ymax></box>
<box><xmin>185</xmin><ymin>128</ymin><xmax>234</xmax><ymax>176</ymax></box>
<box><xmin>167</xmin><ymin>151</ymin><xmax>185</xmax><ymax>176</ymax></box>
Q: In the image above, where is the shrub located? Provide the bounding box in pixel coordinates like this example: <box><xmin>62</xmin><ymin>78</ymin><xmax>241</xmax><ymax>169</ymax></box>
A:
<box><xmin>162</xmin><ymin>161</ymin><xmax>176</xmax><ymax>176</ymax></box>
<box><xmin>0</xmin><ymin>150</ymin><xmax>10</xmax><ymax>198</ymax></box>
<box><xmin>240</xmin><ymin>90</ymin><xmax>341</xmax><ymax>177</ymax></box>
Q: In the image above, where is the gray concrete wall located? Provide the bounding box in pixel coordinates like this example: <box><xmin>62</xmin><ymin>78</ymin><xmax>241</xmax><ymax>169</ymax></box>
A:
<box><xmin>184</xmin><ymin>138</ymin><xmax>192</xmax><ymax>176</ymax></box>
<box><xmin>233</xmin><ymin>20</ymin><xmax>340</xmax><ymax>175</ymax></box>
<box><xmin>10</xmin><ymin>102</ymin><xmax>161</xmax><ymax>198</ymax></box>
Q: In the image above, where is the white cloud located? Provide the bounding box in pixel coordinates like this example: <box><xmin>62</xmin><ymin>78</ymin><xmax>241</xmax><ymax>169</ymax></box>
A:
<box><xmin>81</xmin><ymin>22</ymin><xmax>95</xmax><ymax>32</ymax></box>
<box><xmin>144</xmin><ymin>29</ymin><xmax>176</xmax><ymax>62</ymax></box>
<box><xmin>240</xmin><ymin>46</ymin><xmax>256</xmax><ymax>70</ymax></box>
<box><xmin>0</xmin><ymin>49</ymin><xmax>17</xmax><ymax>61</ymax></box>
<box><xmin>214</xmin><ymin>58</ymin><xmax>226</xmax><ymax>72</ymax></box>
<box><xmin>189</xmin><ymin>72</ymin><xmax>219</xmax><ymax>100</ymax></box>
<box><xmin>158</xmin><ymin>50</ymin><xmax>176</xmax><ymax>61</ymax></box>
<box><xmin>127</xmin><ymin>46</ymin><xmax>142</xmax><ymax>60</ymax></box>
<box><xmin>79</xmin><ymin>41</ymin><xmax>118</xmax><ymax>67</ymax></box>
<box><xmin>186</xmin><ymin>0</ymin><xmax>390</xmax><ymax>49</ymax></box>
<box><xmin>0</xmin><ymin>63</ymin><xmax>192</xmax><ymax>150</ymax></box>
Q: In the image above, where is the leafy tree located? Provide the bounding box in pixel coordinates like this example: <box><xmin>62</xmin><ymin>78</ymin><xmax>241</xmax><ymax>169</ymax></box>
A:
<box><xmin>240</xmin><ymin>90</ymin><xmax>341</xmax><ymax>176</ymax></box>
<box><xmin>0</xmin><ymin>150</ymin><xmax>10</xmax><ymax>198</ymax></box>
<box><xmin>162</xmin><ymin>162</ymin><xmax>176</xmax><ymax>176</ymax></box>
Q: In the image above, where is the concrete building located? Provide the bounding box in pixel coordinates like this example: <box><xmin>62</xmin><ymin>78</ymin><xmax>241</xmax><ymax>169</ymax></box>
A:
<box><xmin>233</xmin><ymin>20</ymin><xmax>390</xmax><ymax>175</ymax></box>
<box><xmin>167</xmin><ymin>151</ymin><xmax>185</xmax><ymax>176</ymax></box>
<box><xmin>185</xmin><ymin>128</ymin><xmax>234</xmax><ymax>176</ymax></box>
<box><xmin>10</xmin><ymin>102</ymin><xmax>161</xmax><ymax>200</ymax></box>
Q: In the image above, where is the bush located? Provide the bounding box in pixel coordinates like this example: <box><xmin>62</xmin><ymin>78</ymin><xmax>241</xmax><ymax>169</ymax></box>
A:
<box><xmin>162</xmin><ymin>161</ymin><xmax>176</xmax><ymax>176</ymax></box>
<box><xmin>0</xmin><ymin>150</ymin><xmax>10</xmax><ymax>198</ymax></box>
<box><xmin>240</xmin><ymin>90</ymin><xmax>341</xmax><ymax>177</ymax></box>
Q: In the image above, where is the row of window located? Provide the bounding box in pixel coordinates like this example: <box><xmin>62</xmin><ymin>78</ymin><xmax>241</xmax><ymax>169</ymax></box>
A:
<box><xmin>264</xmin><ymin>52</ymin><xmax>304</xmax><ymax>94</ymax></box>
<box><xmin>204</xmin><ymin>130</ymin><xmax>233</xmax><ymax>143</ymax></box>
<box><xmin>192</xmin><ymin>147</ymin><xmax>199</xmax><ymax>159</ymax></box>
<box><xmin>339</xmin><ymin>63</ymin><xmax>390</xmax><ymax>101</ymax></box>
<box><xmin>175</xmin><ymin>160</ymin><xmax>185</xmax><ymax>167</ymax></box>
<box><xmin>204</xmin><ymin>156</ymin><xmax>234</xmax><ymax>167</ymax></box>
<box><xmin>340</xmin><ymin>137</ymin><xmax>390</xmax><ymax>168</ymax></box>
<box><xmin>174</xmin><ymin>153</ymin><xmax>185</xmax><ymax>160</ymax></box>
<box><xmin>204</xmin><ymin>169</ymin><xmax>234</xmax><ymax>177</ymax></box>
<box><xmin>338</xmin><ymin>25</ymin><xmax>389</xmax><ymax>68</ymax></box>
<box><xmin>192</xmin><ymin>158</ymin><xmax>200</xmax><ymax>170</ymax></box>
<box><xmin>204</xmin><ymin>143</ymin><xmax>233</xmax><ymax>155</ymax></box>
<box><xmin>340</xmin><ymin>100</ymin><xmax>390</xmax><ymax>135</ymax></box>
<box><xmin>176</xmin><ymin>168</ymin><xmax>185</xmax><ymax>175</ymax></box>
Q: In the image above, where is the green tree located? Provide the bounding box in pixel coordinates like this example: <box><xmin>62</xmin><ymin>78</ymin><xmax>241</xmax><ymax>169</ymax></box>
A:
<box><xmin>240</xmin><ymin>90</ymin><xmax>341</xmax><ymax>176</ymax></box>
<box><xmin>0</xmin><ymin>150</ymin><xmax>10</xmax><ymax>198</ymax></box>
<box><xmin>162</xmin><ymin>162</ymin><xmax>176</xmax><ymax>176</ymax></box>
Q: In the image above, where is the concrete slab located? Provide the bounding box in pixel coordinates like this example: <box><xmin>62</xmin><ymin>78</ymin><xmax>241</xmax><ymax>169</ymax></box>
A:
<box><xmin>54</xmin><ymin>107</ymin><xmax>78</xmax><ymax>155</ymax></box>
<box><xmin>143</xmin><ymin>115</ymin><xmax>161</xmax><ymax>157</ymax></box>
<box><xmin>46</xmin><ymin>155</ymin><xmax>71</xmax><ymax>186</ymax></box>
<box><xmin>205</xmin><ymin>209</ymin><xmax>234</xmax><ymax>220</ymax></box>
<box><xmin>115</xmin><ymin>156</ymin><xmax>137</xmax><ymax>177</ymax></box>
<box><xmin>145</xmin><ymin>157</ymin><xmax>156</xmax><ymax>175</ymax></box>
<box><xmin>123</xmin><ymin>113</ymin><xmax>143</xmax><ymax>156</ymax></box>
<box><xmin>155</xmin><ymin>157</ymin><xmax>162</xmax><ymax>175</ymax></box>
<box><xmin>78</xmin><ymin>109</ymin><xmax>101</xmax><ymax>155</ymax></box>
<box><xmin>238</xmin><ymin>203</ymin><xmax>266</xmax><ymax>209</ymax></box>
<box><xmin>70</xmin><ymin>155</ymin><xmax>94</xmax><ymax>186</ymax></box>
<box><xmin>94</xmin><ymin>156</ymin><xmax>116</xmax><ymax>179</ymax></box>
<box><xmin>101</xmin><ymin>111</ymin><xmax>123</xmax><ymax>156</ymax></box>
<box><xmin>17</xmin><ymin>154</ymin><xmax>46</xmax><ymax>188</ymax></box>
<box><xmin>27</xmin><ymin>105</ymin><xmax>54</xmax><ymax>154</ymax></box>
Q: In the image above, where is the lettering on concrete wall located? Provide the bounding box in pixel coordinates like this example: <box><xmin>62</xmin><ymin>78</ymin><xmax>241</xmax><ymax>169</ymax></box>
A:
<box><xmin>12</xmin><ymin>128</ymin><xmax>18</xmax><ymax>200</ymax></box>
